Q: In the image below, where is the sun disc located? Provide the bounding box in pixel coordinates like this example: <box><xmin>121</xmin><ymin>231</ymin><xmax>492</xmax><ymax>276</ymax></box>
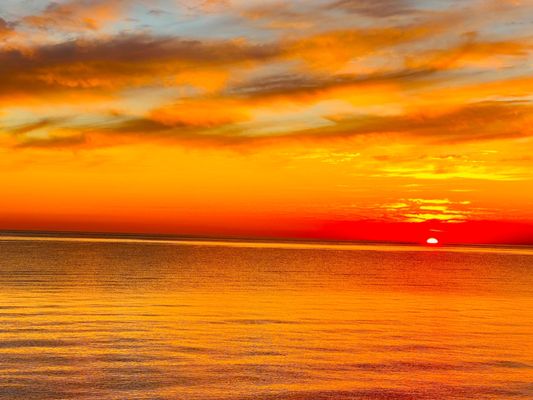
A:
<box><xmin>426</xmin><ymin>237</ymin><xmax>439</xmax><ymax>245</ymax></box>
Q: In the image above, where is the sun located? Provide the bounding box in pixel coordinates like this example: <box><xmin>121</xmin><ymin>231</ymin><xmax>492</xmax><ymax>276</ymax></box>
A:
<box><xmin>426</xmin><ymin>237</ymin><xmax>439</xmax><ymax>245</ymax></box>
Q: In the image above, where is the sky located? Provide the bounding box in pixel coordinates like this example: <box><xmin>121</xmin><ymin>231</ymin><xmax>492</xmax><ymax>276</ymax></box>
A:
<box><xmin>0</xmin><ymin>0</ymin><xmax>532</xmax><ymax>244</ymax></box>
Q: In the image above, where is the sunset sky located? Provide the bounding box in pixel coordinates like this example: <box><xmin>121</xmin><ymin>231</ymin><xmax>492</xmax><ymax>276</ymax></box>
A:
<box><xmin>1</xmin><ymin>0</ymin><xmax>533</xmax><ymax>244</ymax></box>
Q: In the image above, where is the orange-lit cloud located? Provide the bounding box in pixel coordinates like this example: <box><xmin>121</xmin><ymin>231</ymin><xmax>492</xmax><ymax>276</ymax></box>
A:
<box><xmin>22</xmin><ymin>0</ymin><xmax>127</xmax><ymax>32</ymax></box>
<box><xmin>0</xmin><ymin>17</ymin><xmax>15</xmax><ymax>39</ymax></box>
<box><xmin>326</xmin><ymin>0</ymin><xmax>415</xmax><ymax>18</ymax></box>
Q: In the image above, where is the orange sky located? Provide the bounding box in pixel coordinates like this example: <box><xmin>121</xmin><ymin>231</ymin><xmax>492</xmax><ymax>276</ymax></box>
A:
<box><xmin>1</xmin><ymin>0</ymin><xmax>532</xmax><ymax>244</ymax></box>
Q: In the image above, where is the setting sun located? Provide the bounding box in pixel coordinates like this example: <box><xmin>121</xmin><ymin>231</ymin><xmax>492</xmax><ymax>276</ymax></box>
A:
<box><xmin>426</xmin><ymin>237</ymin><xmax>439</xmax><ymax>245</ymax></box>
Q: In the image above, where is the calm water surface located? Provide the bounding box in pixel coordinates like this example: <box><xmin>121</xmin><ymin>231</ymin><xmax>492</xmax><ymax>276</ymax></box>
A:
<box><xmin>0</xmin><ymin>238</ymin><xmax>532</xmax><ymax>399</ymax></box>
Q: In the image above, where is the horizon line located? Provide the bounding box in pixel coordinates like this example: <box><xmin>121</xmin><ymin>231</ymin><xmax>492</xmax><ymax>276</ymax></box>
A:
<box><xmin>1</xmin><ymin>230</ymin><xmax>532</xmax><ymax>256</ymax></box>
<box><xmin>0</xmin><ymin>227</ymin><xmax>530</xmax><ymax>246</ymax></box>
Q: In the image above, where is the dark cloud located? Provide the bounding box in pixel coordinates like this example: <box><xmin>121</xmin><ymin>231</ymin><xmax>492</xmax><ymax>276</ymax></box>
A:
<box><xmin>0</xmin><ymin>33</ymin><xmax>280</xmax><ymax>97</ymax></box>
<box><xmin>11</xmin><ymin>116</ymin><xmax>249</xmax><ymax>149</ymax></box>
<box><xmin>1</xmin><ymin>20</ymin><xmax>514</xmax><ymax>101</ymax></box>
<box><xmin>7</xmin><ymin>118</ymin><xmax>66</xmax><ymax>136</ymax></box>
<box><xmin>229</xmin><ymin>68</ymin><xmax>434</xmax><ymax>100</ymax></box>
<box><xmin>0</xmin><ymin>13</ymin><xmax>463</xmax><ymax>96</ymax></box>
<box><xmin>15</xmin><ymin>134</ymin><xmax>86</xmax><ymax>149</ymax></box>
<box><xmin>0</xmin><ymin>24</ymin><xmax>438</xmax><ymax>99</ymax></box>
<box><xmin>14</xmin><ymin>100</ymin><xmax>531</xmax><ymax>150</ymax></box>
<box><xmin>282</xmin><ymin>101</ymin><xmax>533</xmax><ymax>143</ymax></box>
<box><xmin>325</xmin><ymin>0</ymin><xmax>416</xmax><ymax>17</ymax></box>
<box><xmin>0</xmin><ymin>33</ymin><xmax>278</xmax><ymax>70</ymax></box>
<box><xmin>95</xmin><ymin>116</ymin><xmax>248</xmax><ymax>141</ymax></box>
<box><xmin>241</xmin><ymin>2</ymin><xmax>311</xmax><ymax>22</ymax></box>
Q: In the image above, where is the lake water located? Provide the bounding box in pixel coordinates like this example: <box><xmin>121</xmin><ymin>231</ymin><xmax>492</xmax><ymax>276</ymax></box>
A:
<box><xmin>0</xmin><ymin>237</ymin><xmax>532</xmax><ymax>399</ymax></box>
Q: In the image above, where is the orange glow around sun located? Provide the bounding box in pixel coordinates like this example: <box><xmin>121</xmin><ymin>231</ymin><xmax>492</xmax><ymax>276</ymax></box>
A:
<box><xmin>0</xmin><ymin>0</ymin><xmax>532</xmax><ymax>244</ymax></box>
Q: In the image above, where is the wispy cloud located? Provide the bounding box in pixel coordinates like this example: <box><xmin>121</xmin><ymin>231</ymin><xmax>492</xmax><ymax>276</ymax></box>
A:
<box><xmin>22</xmin><ymin>0</ymin><xmax>128</xmax><ymax>32</ymax></box>
<box><xmin>325</xmin><ymin>0</ymin><xmax>416</xmax><ymax>18</ymax></box>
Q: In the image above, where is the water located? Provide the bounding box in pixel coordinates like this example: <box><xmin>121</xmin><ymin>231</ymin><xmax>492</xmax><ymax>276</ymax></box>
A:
<box><xmin>0</xmin><ymin>237</ymin><xmax>532</xmax><ymax>400</ymax></box>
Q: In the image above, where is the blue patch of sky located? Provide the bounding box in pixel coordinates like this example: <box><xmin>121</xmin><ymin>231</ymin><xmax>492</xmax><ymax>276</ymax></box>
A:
<box><xmin>0</xmin><ymin>0</ymin><xmax>45</xmax><ymax>20</ymax></box>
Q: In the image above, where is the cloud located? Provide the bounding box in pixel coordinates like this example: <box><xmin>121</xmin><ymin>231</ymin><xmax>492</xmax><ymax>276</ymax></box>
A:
<box><xmin>240</xmin><ymin>0</ymin><xmax>420</xmax><ymax>33</ymax></box>
<box><xmin>0</xmin><ymin>33</ymin><xmax>281</xmax><ymax>101</ymax></box>
<box><xmin>240</xmin><ymin>1</ymin><xmax>318</xmax><ymax>30</ymax></box>
<box><xmin>7</xmin><ymin>114</ymin><xmax>253</xmax><ymax>149</ymax></box>
<box><xmin>0</xmin><ymin>21</ymin><xmax>442</xmax><ymax>97</ymax></box>
<box><xmin>1</xmin><ymin>0</ymin><xmax>533</xmax><ymax>152</ymax></box>
<box><xmin>406</xmin><ymin>33</ymin><xmax>531</xmax><ymax>70</ymax></box>
<box><xmin>177</xmin><ymin>0</ymin><xmax>231</xmax><ymax>14</ymax></box>
<box><xmin>0</xmin><ymin>20</ymin><xmax>448</xmax><ymax>105</ymax></box>
<box><xmin>5</xmin><ymin>118</ymin><xmax>65</xmax><ymax>136</ymax></box>
<box><xmin>229</xmin><ymin>68</ymin><xmax>433</xmax><ymax>103</ymax></box>
<box><xmin>325</xmin><ymin>0</ymin><xmax>416</xmax><ymax>18</ymax></box>
<box><xmin>284</xmin><ymin>25</ymin><xmax>435</xmax><ymax>71</ymax></box>
<box><xmin>15</xmin><ymin>133</ymin><xmax>86</xmax><ymax>148</ymax></box>
<box><xmin>379</xmin><ymin>197</ymin><xmax>479</xmax><ymax>223</ymax></box>
<box><xmin>280</xmin><ymin>101</ymin><xmax>533</xmax><ymax>143</ymax></box>
<box><xmin>0</xmin><ymin>17</ymin><xmax>15</xmax><ymax>39</ymax></box>
<box><xmin>22</xmin><ymin>0</ymin><xmax>128</xmax><ymax>32</ymax></box>
<box><xmin>2</xmin><ymin>8</ymin><xmax>526</xmax><ymax>105</ymax></box>
<box><xmin>150</xmin><ymin>98</ymin><xmax>251</xmax><ymax>128</ymax></box>
<box><xmin>381</xmin><ymin>199</ymin><xmax>470</xmax><ymax>222</ymax></box>
<box><xmin>11</xmin><ymin>99</ymin><xmax>531</xmax><ymax>150</ymax></box>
